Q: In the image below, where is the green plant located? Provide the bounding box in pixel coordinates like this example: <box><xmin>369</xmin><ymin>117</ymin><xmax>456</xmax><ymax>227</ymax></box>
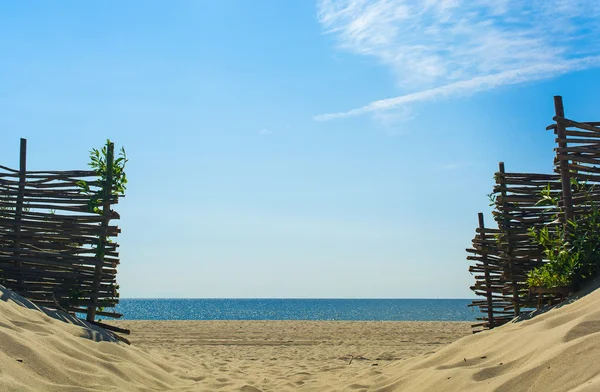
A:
<box><xmin>527</xmin><ymin>183</ymin><xmax>600</xmax><ymax>289</ymax></box>
<box><xmin>527</xmin><ymin>225</ymin><xmax>578</xmax><ymax>288</ymax></box>
<box><xmin>487</xmin><ymin>192</ymin><xmax>498</xmax><ymax>207</ymax></box>
<box><xmin>77</xmin><ymin>140</ymin><xmax>128</xmax><ymax>214</ymax></box>
<box><xmin>76</xmin><ymin>140</ymin><xmax>127</xmax><ymax>319</ymax></box>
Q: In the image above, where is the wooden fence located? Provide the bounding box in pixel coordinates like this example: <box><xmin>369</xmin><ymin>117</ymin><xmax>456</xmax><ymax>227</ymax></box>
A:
<box><xmin>0</xmin><ymin>139</ymin><xmax>123</xmax><ymax>324</ymax></box>
<box><xmin>468</xmin><ymin>96</ymin><xmax>600</xmax><ymax>332</ymax></box>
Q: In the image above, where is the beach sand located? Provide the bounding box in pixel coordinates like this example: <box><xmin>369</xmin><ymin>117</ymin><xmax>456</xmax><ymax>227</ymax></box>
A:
<box><xmin>110</xmin><ymin>319</ymin><xmax>471</xmax><ymax>391</ymax></box>
<box><xmin>3</xmin><ymin>282</ymin><xmax>600</xmax><ymax>391</ymax></box>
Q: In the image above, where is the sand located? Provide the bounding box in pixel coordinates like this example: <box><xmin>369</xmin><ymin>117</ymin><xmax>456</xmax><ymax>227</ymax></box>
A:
<box><xmin>110</xmin><ymin>319</ymin><xmax>471</xmax><ymax>390</ymax></box>
<box><xmin>2</xmin><ymin>283</ymin><xmax>600</xmax><ymax>392</ymax></box>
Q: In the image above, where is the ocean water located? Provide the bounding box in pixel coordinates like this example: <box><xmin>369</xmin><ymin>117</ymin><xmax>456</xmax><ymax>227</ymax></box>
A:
<box><xmin>113</xmin><ymin>299</ymin><xmax>481</xmax><ymax>321</ymax></box>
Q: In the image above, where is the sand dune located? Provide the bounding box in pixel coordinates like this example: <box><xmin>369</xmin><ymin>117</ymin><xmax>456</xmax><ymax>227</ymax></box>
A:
<box><xmin>366</xmin><ymin>283</ymin><xmax>600</xmax><ymax>392</ymax></box>
<box><xmin>2</xmin><ymin>283</ymin><xmax>600</xmax><ymax>391</ymax></box>
<box><xmin>0</xmin><ymin>285</ymin><xmax>192</xmax><ymax>391</ymax></box>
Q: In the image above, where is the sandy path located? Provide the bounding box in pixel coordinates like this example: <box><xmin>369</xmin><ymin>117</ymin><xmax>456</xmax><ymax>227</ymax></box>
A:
<box><xmin>111</xmin><ymin>320</ymin><xmax>472</xmax><ymax>391</ymax></box>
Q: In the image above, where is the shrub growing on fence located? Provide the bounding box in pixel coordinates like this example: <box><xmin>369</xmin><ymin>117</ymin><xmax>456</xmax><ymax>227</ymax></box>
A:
<box><xmin>528</xmin><ymin>184</ymin><xmax>600</xmax><ymax>290</ymax></box>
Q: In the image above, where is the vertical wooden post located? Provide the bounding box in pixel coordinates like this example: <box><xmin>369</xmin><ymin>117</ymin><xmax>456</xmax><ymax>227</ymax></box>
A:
<box><xmin>13</xmin><ymin>138</ymin><xmax>27</xmax><ymax>291</ymax></box>
<box><xmin>554</xmin><ymin>95</ymin><xmax>574</xmax><ymax>224</ymax></box>
<box><xmin>87</xmin><ymin>142</ymin><xmax>114</xmax><ymax>322</ymax></box>
<box><xmin>478</xmin><ymin>213</ymin><xmax>495</xmax><ymax>328</ymax></box>
<box><xmin>498</xmin><ymin>162</ymin><xmax>520</xmax><ymax>316</ymax></box>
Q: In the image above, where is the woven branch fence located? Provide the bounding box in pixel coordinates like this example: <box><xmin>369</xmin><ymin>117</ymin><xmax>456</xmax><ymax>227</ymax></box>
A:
<box><xmin>0</xmin><ymin>138</ymin><xmax>123</xmax><ymax>324</ymax></box>
<box><xmin>468</xmin><ymin>96</ymin><xmax>600</xmax><ymax>333</ymax></box>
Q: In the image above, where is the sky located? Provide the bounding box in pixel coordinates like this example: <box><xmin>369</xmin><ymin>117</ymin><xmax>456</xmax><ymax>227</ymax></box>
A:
<box><xmin>1</xmin><ymin>1</ymin><xmax>600</xmax><ymax>298</ymax></box>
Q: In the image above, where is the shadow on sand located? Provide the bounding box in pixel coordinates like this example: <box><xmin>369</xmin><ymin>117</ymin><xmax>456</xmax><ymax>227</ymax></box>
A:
<box><xmin>0</xmin><ymin>284</ymin><xmax>119</xmax><ymax>343</ymax></box>
<box><xmin>512</xmin><ymin>276</ymin><xmax>600</xmax><ymax>323</ymax></box>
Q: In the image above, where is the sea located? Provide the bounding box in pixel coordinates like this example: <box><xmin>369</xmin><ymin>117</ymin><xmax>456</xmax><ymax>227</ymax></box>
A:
<box><xmin>113</xmin><ymin>299</ymin><xmax>482</xmax><ymax>321</ymax></box>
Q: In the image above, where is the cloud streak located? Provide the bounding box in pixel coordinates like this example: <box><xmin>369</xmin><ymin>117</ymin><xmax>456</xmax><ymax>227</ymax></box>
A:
<box><xmin>316</xmin><ymin>0</ymin><xmax>600</xmax><ymax>120</ymax></box>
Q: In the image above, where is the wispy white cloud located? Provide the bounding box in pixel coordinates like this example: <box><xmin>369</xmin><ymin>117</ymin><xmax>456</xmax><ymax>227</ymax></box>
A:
<box><xmin>316</xmin><ymin>0</ymin><xmax>600</xmax><ymax>120</ymax></box>
<box><xmin>259</xmin><ymin>128</ymin><xmax>271</xmax><ymax>135</ymax></box>
<box><xmin>370</xmin><ymin>105</ymin><xmax>415</xmax><ymax>134</ymax></box>
<box><xmin>316</xmin><ymin>57</ymin><xmax>600</xmax><ymax>120</ymax></box>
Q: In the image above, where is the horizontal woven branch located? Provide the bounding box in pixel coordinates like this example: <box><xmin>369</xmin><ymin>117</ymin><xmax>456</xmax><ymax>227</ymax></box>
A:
<box><xmin>0</xmin><ymin>163</ymin><xmax>122</xmax><ymax>319</ymax></box>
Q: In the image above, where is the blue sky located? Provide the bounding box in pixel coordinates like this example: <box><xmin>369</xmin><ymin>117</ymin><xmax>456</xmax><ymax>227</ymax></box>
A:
<box><xmin>1</xmin><ymin>1</ymin><xmax>600</xmax><ymax>298</ymax></box>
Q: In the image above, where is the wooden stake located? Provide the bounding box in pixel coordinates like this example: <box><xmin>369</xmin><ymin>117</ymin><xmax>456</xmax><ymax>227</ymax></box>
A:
<box><xmin>478</xmin><ymin>213</ymin><xmax>495</xmax><ymax>328</ymax></box>
<box><xmin>554</xmin><ymin>96</ymin><xmax>574</xmax><ymax>224</ymax></box>
<box><xmin>87</xmin><ymin>142</ymin><xmax>114</xmax><ymax>322</ymax></box>
<box><xmin>13</xmin><ymin>138</ymin><xmax>27</xmax><ymax>291</ymax></box>
<box><xmin>498</xmin><ymin>162</ymin><xmax>520</xmax><ymax>316</ymax></box>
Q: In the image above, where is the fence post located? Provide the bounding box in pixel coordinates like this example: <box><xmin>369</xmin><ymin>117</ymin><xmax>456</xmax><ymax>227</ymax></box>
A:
<box><xmin>554</xmin><ymin>96</ymin><xmax>574</xmax><ymax>225</ymax></box>
<box><xmin>13</xmin><ymin>138</ymin><xmax>27</xmax><ymax>292</ymax></box>
<box><xmin>498</xmin><ymin>162</ymin><xmax>520</xmax><ymax>316</ymax></box>
<box><xmin>87</xmin><ymin>142</ymin><xmax>114</xmax><ymax>322</ymax></box>
<box><xmin>478</xmin><ymin>212</ymin><xmax>495</xmax><ymax>328</ymax></box>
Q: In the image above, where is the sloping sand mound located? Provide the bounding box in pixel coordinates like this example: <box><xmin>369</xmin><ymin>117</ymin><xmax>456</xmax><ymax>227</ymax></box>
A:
<box><xmin>3</xmin><ymin>281</ymin><xmax>600</xmax><ymax>392</ymax></box>
<box><xmin>0</xmin><ymin>285</ymin><xmax>195</xmax><ymax>392</ymax></box>
<box><xmin>357</xmin><ymin>282</ymin><xmax>600</xmax><ymax>392</ymax></box>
